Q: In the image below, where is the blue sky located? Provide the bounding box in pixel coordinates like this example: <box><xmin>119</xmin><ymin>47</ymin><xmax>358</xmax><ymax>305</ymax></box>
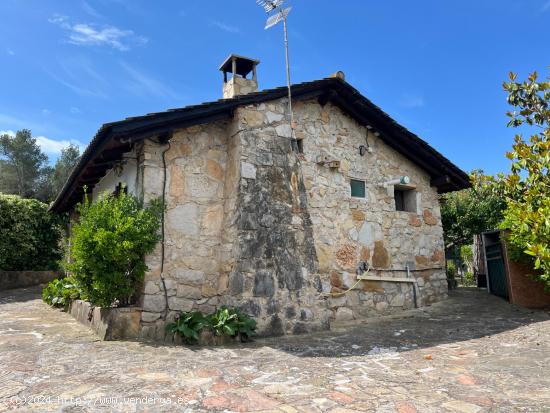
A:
<box><xmin>0</xmin><ymin>0</ymin><xmax>548</xmax><ymax>174</ymax></box>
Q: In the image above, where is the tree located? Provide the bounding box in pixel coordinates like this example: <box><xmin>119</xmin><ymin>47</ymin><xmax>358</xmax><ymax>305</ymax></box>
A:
<box><xmin>441</xmin><ymin>170</ymin><xmax>505</xmax><ymax>249</ymax></box>
<box><xmin>0</xmin><ymin>131</ymin><xmax>81</xmax><ymax>202</ymax></box>
<box><xmin>0</xmin><ymin>130</ymin><xmax>49</xmax><ymax>199</ymax></box>
<box><xmin>496</xmin><ymin>70</ymin><xmax>550</xmax><ymax>288</ymax></box>
<box><xmin>35</xmin><ymin>166</ymin><xmax>55</xmax><ymax>203</ymax></box>
<box><xmin>50</xmin><ymin>144</ymin><xmax>80</xmax><ymax>198</ymax></box>
<box><xmin>0</xmin><ymin>194</ymin><xmax>62</xmax><ymax>270</ymax></box>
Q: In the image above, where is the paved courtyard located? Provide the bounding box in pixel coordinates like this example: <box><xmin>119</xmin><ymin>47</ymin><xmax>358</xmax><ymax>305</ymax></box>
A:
<box><xmin>0</xmin><ymin>287</ymin><xmax>549</xmax><ymax>413</ymax></box>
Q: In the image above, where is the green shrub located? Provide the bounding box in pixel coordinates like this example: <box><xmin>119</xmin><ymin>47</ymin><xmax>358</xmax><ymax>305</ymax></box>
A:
<box><xmin>65</xmin><ymin>192</ymin><xmax>162</xmax><ymax>308</ymax></box>
<box><xmin>0</xmin><ymin>194</ymin><xmax>62</xmax><ymax>270</ymax></box>
<box><xmin>166</xmin><ymin>311</ymin><xmax>208</xmax><ymax>344</ymax></box>
<box><xmin>498</xmin><ymin>70</ymin><xmax>550</xmax><ymax>289</ymax></box>
<box><xmin>208</xmin><ymin>306</ymin><xmax>257</xmax><ymax>340</ymax></box>
<box><xmin>462</xmin><ymin>271</ymin><xmax>475</xmax><ymax>287</ymax></box>
<box><xmin>42</xmin><ymin>276</ymin><xmax>81</xmax><ymax>308</ymax></box>
<box><xmin>167</xmin><ymin>307</ymin><xmax>257</xmax><ymax>344</ymax></box>
<box><xmin>460</xmin><ymin>245</ymin><xmax>473</xmax><ymax>272</ymax></box>
<box><xmin>446</xmin><ymin>261</ymin><xmax>457</xmax><ymax>279</ymax></box>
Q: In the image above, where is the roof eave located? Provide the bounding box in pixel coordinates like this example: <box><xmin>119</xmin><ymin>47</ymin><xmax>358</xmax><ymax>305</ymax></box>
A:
<box><xmin>49</xmin><ymin>77</ymin><xmax>469</xmax><ymax>212</ymax></box>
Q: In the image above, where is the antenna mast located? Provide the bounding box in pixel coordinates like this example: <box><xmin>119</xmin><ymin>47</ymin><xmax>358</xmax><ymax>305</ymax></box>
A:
<box><xmin>257</xmin><ymin>1</ymin><xmax>296</xmax><ymax>145</ymax></box>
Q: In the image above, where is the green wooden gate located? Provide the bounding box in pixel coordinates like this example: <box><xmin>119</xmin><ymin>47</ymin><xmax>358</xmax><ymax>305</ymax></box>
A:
<box><xmin>486</xmin><ymin>243</ymin><xmax>509</xmax><ymax>299</ymax></box>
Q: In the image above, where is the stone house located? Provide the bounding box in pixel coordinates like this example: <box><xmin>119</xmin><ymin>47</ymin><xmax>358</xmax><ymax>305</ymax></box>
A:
<box><xmin>50</xmin><ymin>55</ymin><xmax>469</xmax><ymax>339</ymax></box>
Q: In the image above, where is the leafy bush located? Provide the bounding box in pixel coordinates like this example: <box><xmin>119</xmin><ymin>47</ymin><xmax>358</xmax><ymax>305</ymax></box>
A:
<box><xmin>495</xmin><ymin>70</ymin><xmax>550</xmax><ymax>289</ymax></box>
<box><xmin>166</xmin><ymin>307</ymin><xmax>257</xmax><ymax>344</ymax></box>
<box><xmin>65</xmin><ymin>192</ymin><xmax>162</xmax><ymax>307</ymax></box>
<box><xmin>446</xmin><ymin>261</ymin><xmax>457</xmax><ymax>279</ymax></box>
<box><xmin>0</xmin><ymin>194</ymin><xmax>62</xmax><ymax>270</ymax></box>
<box><xmin>441</xmin><ymin>170</ymin><xmax>505</xmax><ymax>249</ymax></box>
<box><xmin>461</xmin><ymin>271</ymin><xmax>476</xmax><ymax>287</ymax></box>
<box><xmin>166</xmin><ymin>311</ymin><xmax>208</xmax><ymax>344</ymax></box>
<box><xmin>208</xmin><ymin>306</ymin><xmax>257</xmax><ymax>340</ymax></box>
<box><xmin>42</xmin><ymin>276</ymin><xmax>81</xmax><ymax>308</ymax></box>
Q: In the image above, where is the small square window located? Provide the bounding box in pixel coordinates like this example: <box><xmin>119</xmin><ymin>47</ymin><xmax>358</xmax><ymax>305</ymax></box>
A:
<box><xmin>394</xmin><ymin>188</ymin><xmax>416</xmax><ymax>212</ymax></box>
<box><xmin>350</xmin><ymin>179</ymin><xmax>366</xmax><ymax>198</ymax></box>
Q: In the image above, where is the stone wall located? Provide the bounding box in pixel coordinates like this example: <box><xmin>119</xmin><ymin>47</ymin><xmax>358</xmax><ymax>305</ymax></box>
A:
<box><xmin>91</xmin><ymin>96</ymin><xmax>449</xmax><ymax>339</ymax></box>
<box><xmin>224</xmin><ymin>104</ymin><xmax>330</xmax><ymax>335</ymax></box>
<box><xmin>139</xmin><ymin>122</ymin><xmax>236</xmax><ymax>339</ymax></box>
<box><xmin>0</xmin><ymin>271</ymin><xmax>59</xmax><ymax>291</ymax></box>
<box><xmin>292</xmin><ymin>99</ymin><xmax>448</xmax><ymax>321</ymax></box>
<box><xmin>69</xmin><ymin>299</ymin><xmax>141</xmax><ymax>340</ymax></box>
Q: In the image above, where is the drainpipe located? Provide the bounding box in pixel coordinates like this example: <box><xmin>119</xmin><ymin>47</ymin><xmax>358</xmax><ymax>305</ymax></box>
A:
<box><xmin>159</xmin><ymin>139</ymin><xmax>171</xmax><ymax>321</ymax></box>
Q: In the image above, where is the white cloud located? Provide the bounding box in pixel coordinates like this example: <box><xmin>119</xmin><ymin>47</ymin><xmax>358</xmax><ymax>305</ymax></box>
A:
<box><xmin>81</xmin><ymin>0</ymin><xmax>103</xmax><ymax>18</ymax></box>
<box><xmin>70</xmin><ymin>107</ymin><xmax>82</xmax><ymax>114</ymax></box>
<box><xmin>42</xmin><ymin>109</ymin><xmax>52</xmax><ymax>116</ymax></box>
<box><xmin>49</xmin><ymin>14</ymin><xmax>147</xmax><ymax>51</ymax></box>
<box><xmin>48</xmin><ymin>71</ymin><xmax>108</xmax><ymax>98</ymax></box>
<box><xmin>120</xmin><ymin>61</ymin><xmax>181</xmax><ymax>100</ymax></box>
<box><xmin>1</xmin><ymin>130</ymin><xmax>84</xmax><ymax>155</ymax></box>
<box><xmin>0</xmin><ymin>130</ymin><xmax>15</xmax><ymax>137</ymax></box>
<box><xmin>399</xmin><ymin>94</ymin><xmax>425</xmax><ymax>108</ymax></box>
<box><xmin>49</xmin><ymin>56</ymin><xmax>109</xmax><ymax>99</ymax></box>
<box><xmin>209</xmin><ymin>20</ymin><xmax>240</xmax><ymax>33</ymax></box>
<box><xmin>36</xmin><ymin>136</ymin><xmax>85</xmax><ymax>155</ymax></box>
<box><xmin>6</xmin><ymin>48</ymin><xmax>15</xmax><ymax>56</ymax></box>
<box><xmin>542</xmin><ymin>0</ymin><xmax>550</xmax><ymax>11</ymax></box>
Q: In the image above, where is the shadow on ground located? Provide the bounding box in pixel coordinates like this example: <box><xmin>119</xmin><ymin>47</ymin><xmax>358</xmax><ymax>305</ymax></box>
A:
<box><xmin>129</xmin><ymin>287</ymin><xmax>550</xmax><ymax>358</ymax></box>
<box><xmin>0</xmin><ymin>286</ymin><xmax>44</xmax><ymax>305</ymax></box>
<box><xmin>1</xmin><ymin>286</ymin><xmax>548</xmax><ymax>358</ymax></box>
<box><xmin>252</xmin><ymin>288</ymin><xmax>549</xmax><ymax>357</ymax></box>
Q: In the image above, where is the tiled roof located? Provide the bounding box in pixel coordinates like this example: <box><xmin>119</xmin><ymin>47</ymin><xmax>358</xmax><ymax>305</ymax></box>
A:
<box><xmin>50</xmin><ymin>77</ymin><xmax>469</xmax><ymax>212</ymax></box>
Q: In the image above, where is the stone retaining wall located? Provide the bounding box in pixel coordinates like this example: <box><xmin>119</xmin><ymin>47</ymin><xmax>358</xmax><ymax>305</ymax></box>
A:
<box><xmin>69</xmin><ymin>300</ymin><xmax>142</xmax><ymax>340</ymax></box>
<box><xmin>0</xmin><ymin>271</ymin><xmax>58</xmax><ymax>291</ymax></box>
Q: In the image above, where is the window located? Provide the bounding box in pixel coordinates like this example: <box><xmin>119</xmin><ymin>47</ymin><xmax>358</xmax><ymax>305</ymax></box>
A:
<box><xmin>394</xmin><ymin>188</ymin><xmax>416</xmax><ymax>212</ymax></box>
<box><xmin>350</xmin><ymin>179</ymin><xmax>366</xmax><ymax>198</ymax></box>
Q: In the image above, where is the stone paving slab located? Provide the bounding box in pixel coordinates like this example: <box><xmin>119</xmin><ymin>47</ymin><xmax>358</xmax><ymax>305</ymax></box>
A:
<box><xmin>0</xmin><ymin>287</ymin><xmax>549</xmax><ymax>412</ymax></box>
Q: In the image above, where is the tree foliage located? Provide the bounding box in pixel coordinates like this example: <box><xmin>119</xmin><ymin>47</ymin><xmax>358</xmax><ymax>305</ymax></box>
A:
<box><xmin>0</xmin><ymin>194</ymin><xmax>62</xmax><ymax>270</ymax></box>
<box><xmin>441</xmin><ymin>170</ymin><xmax>506</xmax><ymax>248</ymax></box>
<box><xmin>50</xmin><ymin>144</ymin><xmax>80</xmax><ymax>198</ymax></box>
<box><xmin>64</xmin><ymin>192</ymin><xmax>163</xmax><ymax>307</ymax></box>
<box><xmin>0</xmin><ymin>130</ymin><xmax>80</xmax><ymax>202</ymax></box>
<box><xmin>0</xmin><ymin>130</ymin><xmax>49</xmax><ymax>200</ymax></box>
<box><xmin>496</xmin><ymin>70</ymin><xmax>550</xmax><ymax>287</ymax></box>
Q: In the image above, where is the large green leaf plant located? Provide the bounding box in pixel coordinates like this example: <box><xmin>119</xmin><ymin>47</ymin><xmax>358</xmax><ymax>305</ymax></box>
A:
<box><xmin>495</xmin><ymin>70</ymin><xmax>550</xmax><ymax>288</ymax></box>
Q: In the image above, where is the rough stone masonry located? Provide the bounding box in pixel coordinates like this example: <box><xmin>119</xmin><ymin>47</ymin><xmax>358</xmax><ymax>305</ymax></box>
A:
<box><xmin>104</xmin><ymin>95</ymin><xmax>449</xmax><ymax>340</ymax></box>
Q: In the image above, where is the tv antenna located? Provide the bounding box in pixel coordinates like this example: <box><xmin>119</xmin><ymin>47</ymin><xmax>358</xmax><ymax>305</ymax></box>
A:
<box><xmin>257</xmin><ymin>0</ymin><xmax>296</xmax><ymax>145</ymax></box>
